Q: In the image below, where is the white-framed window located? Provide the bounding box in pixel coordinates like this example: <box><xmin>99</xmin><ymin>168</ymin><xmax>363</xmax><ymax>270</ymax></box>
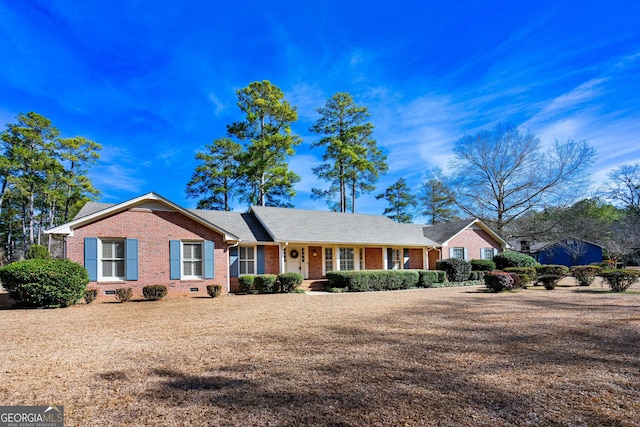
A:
<box><xmin>101</xmin><ymin>239</ymin><xmax>125</xmax><ymax>280</ymax></box>
<box><xmin>482</xmin><ymin>248</ymin><xmax>495</xmax><ymax>260</ymax></box>
<box><xmin>452</xmin><ymin>247</ymin><xmax>465</xmax><ymax>260</ymax></box>
<box><xmin>391</xmin><ymin>248</ymin><xmax>402</xmax><ymax>270</ymax></box>
<box><xmin>339</xmin><ymin>247</ymin><xmax>355</xmax><ymax>271</ymax></box>
<box><xmin>182</xmin><ymin>242</ymin><xmax>203</xmax><ymax>278</ymax></box>
<box><xmin>239</xmin><ymin>246</ymin><xmax>255</xmax><ymax>275</ymax></box>
<box><xmin>324</xmin><ymin>247</ymin><xmax>333</xmax><ymax>274</ymax></box>
<box><xmin>359</xmin><ymin>248</ymin><xmax>365</xmax><ymax>270</ymax></box>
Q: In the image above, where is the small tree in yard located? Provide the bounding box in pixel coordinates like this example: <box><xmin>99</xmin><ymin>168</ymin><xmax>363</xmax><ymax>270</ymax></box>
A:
<box><xmin>600</xmin><ymin>269</ymin><xmax>640</xmax><ymax>292</ymax></box>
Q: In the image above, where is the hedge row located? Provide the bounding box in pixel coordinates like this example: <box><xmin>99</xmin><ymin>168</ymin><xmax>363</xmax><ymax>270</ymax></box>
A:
<box><xmin>325</xmin><ymin>269</ymin><xmax>457</xmax><ymax>292</ymax></box>
<box><xmin>238</xmin><ymin>273</ymin><xmax>304</xmax><ymax>294</ymax></box>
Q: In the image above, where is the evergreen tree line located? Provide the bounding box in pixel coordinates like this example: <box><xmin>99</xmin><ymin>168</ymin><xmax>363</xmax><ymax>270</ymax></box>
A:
<box><xmin>0</xmin><ymin>112</ymin><xmax>101</xmax><ymax>262</ymax></box>
<box><xmin>3</xmin><ymin>81</ymin><xmax>640</xmax><ymax>264</ymax></box>
<box><xmin>185</xmin><ymin>81</ymin><xmax>387</xmax><ymax>212</ymax></box>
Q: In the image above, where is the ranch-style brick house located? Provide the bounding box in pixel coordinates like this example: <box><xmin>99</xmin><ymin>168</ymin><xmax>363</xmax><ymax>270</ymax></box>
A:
<box><xmin>46</xmin><ymin>192</ymin><xmax>508</xmax><ymax>297</ymax></box>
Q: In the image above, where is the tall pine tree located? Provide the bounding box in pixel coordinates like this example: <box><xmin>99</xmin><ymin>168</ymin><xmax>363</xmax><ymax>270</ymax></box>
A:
<box><xmin>310</xmin><ymin>92</ymin><xmax>387</xmax><ymax>213</ymax></box>
<box><xmin>227</xmin><ymin>81</ymin><xmax>301</xmax><ymax>207</ymax></box>
<box><xmin>376</xmin><ymin>178</ymin><xmax>416</xmax><ymax>223</ymax></box>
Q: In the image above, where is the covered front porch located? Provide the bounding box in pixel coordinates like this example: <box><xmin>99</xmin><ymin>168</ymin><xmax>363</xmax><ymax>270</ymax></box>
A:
<box><xmin>279</xmin><ymin>243</ymin><xmax>437</xmax><ymax>280</ymax></box>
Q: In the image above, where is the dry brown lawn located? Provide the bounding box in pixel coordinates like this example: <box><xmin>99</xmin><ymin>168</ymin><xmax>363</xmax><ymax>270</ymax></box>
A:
<box><xmin>1</xmin><ymin>280</ymin><xmax>640</xmax><ymax>426</ymax></box>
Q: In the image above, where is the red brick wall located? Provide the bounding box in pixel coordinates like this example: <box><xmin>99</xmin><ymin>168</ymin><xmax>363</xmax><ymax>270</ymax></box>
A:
<box><xmin>66</xmin><ymin>208</ymin><xmax>229</xmax><ymax>299</ymax></box>
<box><xmin>264</xmin><ymin>245</ymin><xmax>280</xmax><ymax>274</ymax></box>
<box><xmin>428</xmin><ymin>249</ymin><xmax>441</xmax><ymax>270</ymax></box>
<box><xmin>365</xmin><ymin>247</ymin><xmax>383</xmax><ymax>269</ymax></box>
<box><xmin>445</xmin><ymin>228</ymin><xmax>501</xmax><ymax>260</ymax></box>
<box><xmin>408</xmin><ymin>248</ymin><xmax>423</xmax><ymax>269</ymax></box>
<box><xmin>308</xmin><ymin>246</ymin><xmax>323</xmax><ymax>279</ymax></box>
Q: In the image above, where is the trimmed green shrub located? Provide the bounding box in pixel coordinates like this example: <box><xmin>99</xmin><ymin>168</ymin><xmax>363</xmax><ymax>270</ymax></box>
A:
<box><xmin>25</xmin><ymin>244</ymin><xmax>51</xmax><ymax>260</ymax></box>
<box><xmin>571</xmin><ymin>265</ymin><xmax>601</xmax><ymax>287</ymax></box>
<box><xmin>325</xmin><ymin>270</ymin><xmax>420</xmax><ymax>292</ymax></box>
<box><xmin>427</xmin><ymin>280</ymin><xmax>483</xmax><ymax>288</ymax></box>
<box><xmin>143</xmin><ymin>285</ymin><xmax>167</xmax><ymax>301</ymax></box>
<box><xmin>435</xmin><ymin>258</ymin><xmax>471</xmax><ymax>282</ymax></box>
<box><xmin>493</xmin><ymin>250</ymin><xmax>538</xmax><ymax>270</ymax></box>
<box><xmin>470</xmin><ymin>259</ymin><xmax>496</xmax><ymax>272</ymax></box>
<box><xmin>484</xmin><ymin>271</ymin><xmax>516</xmax><ymax>292</ymax></box>
<box><xmin>254</xmin><ymin>274</ymin><xmax>278</xmax><ymax>293</ymax></box>
<box><xmin>417</xmin><ymin>270</ymin><xmax>440</xmax><ymax>287</ymax></box>
<box><xmin>115</xmin><ymin>287</ymin><xmax>132</xmax><ymax>302</ymax></box>
<box><xmin>504</xmin><ymin>267</ymin><xmax>536</xmax><ymax>286</ymax></box>
<box><xmin>278</xmin><ymin>272</ymin><xmax>304</xmax><ymax>293</ymax></box>
<box><xmin>468</xmin><ymin>271</ymin><xmax>485</xmax><ymax>281</ymax></box>
<box><xmin>536</xmin><ymin>265</ymin><xmax>570</xmax><ymax>277</ymax></box>
<box><xmin>508</xmin><ymin>272</ymin><xmax>521</xmax><ymax>288</ymax></box>
<box><xmin>534</xmin><ymin>266</ymin><xmax>568</xmax><ymax>290</ymax></box>
<box><xmin>326</xmin><ymin>271</ymin><xmax>350</xmax><ymax>289</ymax></box>
<box><xmin>435</xmin><ymin>270</ymin><xmax>447</xmax><ymax>283</ymax></box>
<box><xmin>0</xmin><ymin>259</ymin><xmax>89</xmax><ymax>308</ymax></box>
<box><xmin>537</xmin><ymin>275</ymin><xmax>561</xmax><ymax>290</ymax></box>
<box><xmin>600</xmin><ymin>269</ymin><xmax>640</xmax><ymax>292</ymax></box>
<box><xmin>84</xmin><ymin>288</ymin><xmax>98</xmax><ymax>304</ymax></box>
<box><xmin>207</xmin><ymin>284</ymin><xmax>222</xmax><ymax>298</ymax></box>
<box><xmin>238</xmin><ymin>275</ymin><xmax>255</xmax><ymax>293</ymax></box>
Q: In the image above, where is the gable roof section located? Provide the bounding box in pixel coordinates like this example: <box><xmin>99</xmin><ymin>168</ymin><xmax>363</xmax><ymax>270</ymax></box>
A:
<box><xmin>74</xmin><ymin>202</ymin><xmax>114</xmax><ymax>219</ymax></box>
<box><xmin>250</xmin><ymin>205</ymin><xmax>436</xmax><ymax>246</ymax></box>
<box><xmin>189</xmin><ymin>210</ymin><xmax>273</xmax><ymax>243</ymax></box>
<box><xmin>46</xmin><ymin>192</ymin><xmax>240</xmax><ymax>241</ymax></box>
<box><xmin>422</xmin><ymin>218</ymin><xmax>509</xmax><ymax>247</ymax></box>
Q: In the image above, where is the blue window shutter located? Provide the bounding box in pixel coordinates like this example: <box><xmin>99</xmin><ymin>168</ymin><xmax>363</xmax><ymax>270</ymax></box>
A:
<box><xmin>84</xmin><ymin>238</ymin><xmax>98</xmax><ymax>282</ymax></box>
<box><xmin>404</xmin><ymin>248</ymin><xmax>410</xmax><ymax>269</ymax></box>
<box><xmin>125</xmin><ymin>238</ymin><xmax>138</xmax><ymax>281</ymax></box>
<box><xmin>257</xmin><ymin>245</ymin><xmax>265</xmax><ymax>274</ymax></box>
<box><xmin>229</xmin><ymin>246</ymin><xmax>239</xmax><ymax>278</ymax></box>
<box><xmin>387</xmin><ymin>248</ymin><xmax>393</xmax><ymax>270</ymax></box>
<box><xmin>170</xmin><ymin>240</ymin><xmax>181</xmax><ymax>280</ymax></box>
<box><xmin>204</xmin><ymin>240</ymin><xmax>215</xmax><ymax>279</ymax></box>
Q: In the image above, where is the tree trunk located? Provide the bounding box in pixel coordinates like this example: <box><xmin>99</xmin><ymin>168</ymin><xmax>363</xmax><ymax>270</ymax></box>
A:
<box><xmin>339</xmin><ymin>161</ymin><xmax>345</xmax><ymax>212</ymax></box>
<box><xmin>351</xmin><ymin>181</ymin><xmax>356</xmax><ymax>213</ymax></box>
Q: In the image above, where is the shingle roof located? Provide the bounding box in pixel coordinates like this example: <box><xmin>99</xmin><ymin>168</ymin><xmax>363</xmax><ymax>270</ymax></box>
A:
<box><xmin>68</xmin><ymin>200</ymin><xmax>507</xmax><ymax>248</ymax></box>
<box><xmin>74</xmin><ymin>202</ymin><xmax>114</xmax><ymax>219</ymax></box>
<box><xmin>250</xmin><ymin>206</ymin><xmax>437</xmax><ymax>246</ymax></box>
<box><xmin>422</xmin><ymin>219</ymin><xmax>476</xmax><ymax>244</ymax></box>
<box><xmin>189</xmin><ymin>210</ymin><xmax>272</xmax><ymax>243</ymax></box>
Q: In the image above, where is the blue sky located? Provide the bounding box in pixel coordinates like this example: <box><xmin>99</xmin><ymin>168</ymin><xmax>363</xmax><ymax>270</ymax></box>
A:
<box><xmin>1</xmin><ymin>0</ymin><xmax>639</xmax><ymax>219</ymax></box>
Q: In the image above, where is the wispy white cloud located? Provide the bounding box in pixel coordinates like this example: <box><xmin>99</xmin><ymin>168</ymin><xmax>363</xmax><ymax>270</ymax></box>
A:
<box><xmin>91</xmin><ymin>164</ymin><xmax>145</xmax><ymax>196</ymax></box>
<box><xmin>207</xmin><ymin>92</ymin><xmax>226</xmax><ymax>116</ymax></box>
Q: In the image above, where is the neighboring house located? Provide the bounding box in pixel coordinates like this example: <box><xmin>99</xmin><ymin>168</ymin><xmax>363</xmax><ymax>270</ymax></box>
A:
<box><xmin>529</xmin><ymin>238</ymin><xmax>603</xmax><ymax>267</ymax></box>
<box><xmin>46</xmin><ymin>192</ymin><xmax>508</xmax><ymax>296</ymax></box>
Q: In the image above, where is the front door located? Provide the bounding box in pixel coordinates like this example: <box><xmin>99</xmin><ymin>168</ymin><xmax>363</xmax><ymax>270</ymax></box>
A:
<box><xmin>286</xmin><ymin>246</ymin><xmax>303</xmax><ymax>275</ymax></box>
